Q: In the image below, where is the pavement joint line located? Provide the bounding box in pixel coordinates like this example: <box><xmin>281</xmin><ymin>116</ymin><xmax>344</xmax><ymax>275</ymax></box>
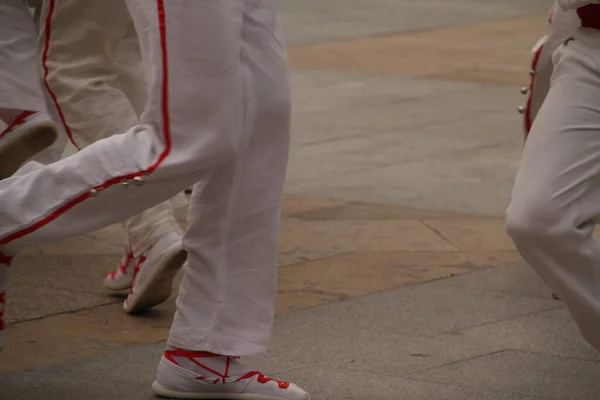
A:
<box><xmin>440</xmin><ymin>305</ymin><xmax>565</xmax><ymax>337</ymax></box>
<box><xmin>8</xmin><ymin>299</ymin><xmax>120</xmax><ymax>326</ymax></box>
<box><xmin>418</xmin><ymin>220</ymin><xmax>463</xmax><ymax>251</ymax></box>
<box><xmin>488</xmin><ymin>348</ymin><xmax>600</xmax><ymax>364</ymax></box>
<box><xmin>293</xmin><ymin>112</ymin><xmax>509</xmax><ymax>147</ymax></box>
<box><xmin>347</xmin><ymin>142</ymin><xmax>515</xmax><ymax>175</ymax></box>
<box><xmin>274</xmin><ymin>268</ymin><xmax>521</xmax><ymax>320</ymax></box>
<box><xmin>277</xmin><ymin>252</ymin><xmax>354</xmax><ymax>269</ymax></box>
<box><xmin>403</xmin><ymin>349</ymin><xmax>510</xmax><ymax>378</ymax></box>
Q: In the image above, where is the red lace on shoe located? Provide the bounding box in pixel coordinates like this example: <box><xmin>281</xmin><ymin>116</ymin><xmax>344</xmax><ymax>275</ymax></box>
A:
<box><xmin>0</xmin><ymin>111</ymin><xmax>36</xmax><ymax>139</ymax></box>
<box><xmin>106</xmin><ymin>248</ymin><xmax>134</xmax><ymax>281</ymax></box>
<box><xmin>0</xmin><ymin>292</ymin><xmax>5</xmax><ymax>331</ymax></box>
<box><xmin>164</xmin><ymin>349</ymin><xmax>290</xmax><ymax>388</ymax></box>
<box><xmin>236</xmin><ymin>371</ymin><xmax>290</xmax><ymax>389</ymax></box>
<box><xmin>128</xmin><ymin>255</ymin><xmax>146</xmax><ymax>295</ymax></box>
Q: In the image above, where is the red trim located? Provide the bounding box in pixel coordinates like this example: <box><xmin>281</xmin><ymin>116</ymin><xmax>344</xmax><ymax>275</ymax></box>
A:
<box><xmin>548</xmin><ymin>3</ymin><xmax>556</xmax><ymax>25</ymax></box>
<box><xmin>164</xmin><ymin>350</ymin><xmax>289</xmax><ymax>388</ymax></box>
<box><xmin>0</xmin><ymin>111</ymin><xmax>36</xmax><ymax>139</ymax></box>
<box><xmin>0</xmin><ymin>0</ymin><xmax>173</xmax><ymax>247</ymax></box>
<box><xmin>0</xmin><ymin>292</ymin><xmax>5</xmax><ymax>331</ymax></box>
<box><xmin>0</xmin><ymin>251</ymin><xmax>12</xmax><ymax>265</ymax></box>
<box><xmin>128</xmin><ymin>255</ymin><xmax>146</xmax><ymax>295</ymax></box>
<box><xmin>578</xmin><ymin>4</ymin><xmax>600</xmax><ymax>29</ymax></box>
<box><xmin>40</xmin><ymin>0</ymin><xmax>79</xmax><ymax>149</ymax></box>
<box><xmin>524</xmin><ymin>41</ymin><xmax>545</xmax><ymax>139</ymax></box>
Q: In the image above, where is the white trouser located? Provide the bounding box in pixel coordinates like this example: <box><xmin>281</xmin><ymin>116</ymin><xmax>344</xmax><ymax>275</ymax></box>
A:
<box><xmin>38</xmin><ymin>0</ymin><xmax>179</xmax><ymax>255</ymax></box>
<box><xmin>0</xmin><ymin>0</ymin><xmax>67</xmax><ymax>165</ymax></box>
<box><xmin>527</xmin><ymin>3</ymin><xmax>580</xmax><ymax>127</ymax></box>
<box><xmin>0</xmin><ymin>0</ymin><xmax>291</xmax><ymax>356</ymax></box>
<box><xmin>507</xmin><ymin>27</ymin><xmax>600</xmax><ymax>350</ymax></box>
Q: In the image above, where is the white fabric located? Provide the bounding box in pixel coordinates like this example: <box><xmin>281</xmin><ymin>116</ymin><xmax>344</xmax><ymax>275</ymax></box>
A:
<box><xmin>528</xmin><ymin>4</ymin><xmax>580</xmax><ymax>125</ymax></box>
<box><xmin>37</xmin><ymin>0</ymin><xmax>179</xmax><ymax>255</ymax></box>
<box><xmin>0</xmin><ymin>0</ymin><xmax>290</xmax><ymax>356</ymax></box>
<box><xmin>558</xmin><ymin>0</ymin><xmax>600</xmax><ymax>10</ymax></box>
<box><xmin>507</xmin><ymin>27</ymin><xmax>600</xmax><ymax>350</ymax></box>
<box><xmin>0</xmin><ymin>0</ymin><xmax>67</xmax><ymax>167</ymax></box>
<box><xmin>0</xmin><ymin>0</ymin><xmax>48</xmax><ymax>113</ymax></box>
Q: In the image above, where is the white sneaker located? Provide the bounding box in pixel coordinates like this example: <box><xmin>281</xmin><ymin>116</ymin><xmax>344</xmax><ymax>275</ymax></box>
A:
<box><xmin>103</xmin><ymin>246</ymin><xmax>135</xmax><ymax>291</ymax></box>
<box><xmin>123</xmin><ymin>232</ymin><xmax>186</xmax><ymax>314</ymax></box>
<box><xmin>152</xmin><ymin>349</ymin><xmax>311</xmax><ymax>400</ymax></box>
<box><xmin>0</xmin><ymin>111</ymin><xmax>58</xmax><ymax>179</ymax></box>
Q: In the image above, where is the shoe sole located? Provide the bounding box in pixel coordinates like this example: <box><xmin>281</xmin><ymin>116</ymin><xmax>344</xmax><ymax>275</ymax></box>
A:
<box><xmin>123</xmin><ymin>247</ymin><xmax>187</xmax><ymax>314</ymax></box>
<box><xmin>104</xmin><ymin>278</ymin><xmax>133</xmax><ymax>292</ymax></box>
<box><xmin>0</xmin><ymin>122</ymin><xmax>58</xmax><ymax>179</ymax></box>
<box><xmin>151</xmin><ymin>381</ymin><xmax>306</xmax><ymax>400</ymax></box>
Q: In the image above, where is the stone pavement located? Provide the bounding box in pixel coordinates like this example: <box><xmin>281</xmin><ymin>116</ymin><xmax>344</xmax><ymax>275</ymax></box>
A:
<box><xmin>4</xmin><ymin>0</ymin><xmax>599</xmax><ymax>399</ymax></box>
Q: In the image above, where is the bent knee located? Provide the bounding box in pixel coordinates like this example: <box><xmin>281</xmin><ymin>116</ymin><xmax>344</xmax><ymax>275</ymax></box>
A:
<box><xmin>505</xmin><ymin>197</ymin><xmax>569</xmax><ymax>245</ymax></box>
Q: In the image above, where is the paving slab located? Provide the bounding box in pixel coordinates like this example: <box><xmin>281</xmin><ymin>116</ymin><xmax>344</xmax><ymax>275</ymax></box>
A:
<box><xmin>446</xmin><ymin>262</ymin><xmax>554</xmax><ymax>299</ymax></box>
<box><xmin>453</xmin><ymin>307</ymin><xmax>600</xmax><ymax>362</ymax></box>
<box><xmin>288</xmin><ymin>367</ymin><xmax>548</xmax><ymax>400</ymax></box>
<box><xmin>411</xmin><ymin>350</ymin><xmax>600</xmax><ymax>400</ymax></box>
<box><xmin>275</xmin><ymin>273</ymin><xmax>559</xmax><ymax>338</ymax></box>
<box><xmin>0</xmin><ymin>267</ymin><xmax>580</xmax><ymax>400</ymax></box>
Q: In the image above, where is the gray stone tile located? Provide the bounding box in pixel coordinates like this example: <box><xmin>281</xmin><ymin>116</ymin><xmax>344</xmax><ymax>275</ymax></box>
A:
<box><xmin>276</xmin><ymin>280</ymin><xmax>559</xmax><ymax>338</ymax></box>
<box><xmin>258</xmin><ymin>326</ymin><xmax>502</xmax><ymax>377</ymax></box>
<box><xmin>290</xmin><ymin>83</ymin><xmax>522</xmax><ymax>134</ymax></box>
<box><xmin>288</xmin><ymin>110</ymin><xmax>523</xmax><ymax>184</ymax></box>
<box><xmin>0</xmin><ymin>343</ymin><xmax>163</xmax><ymax>400</ymax></box>
<box><xmin>10</xmin><ymin>254</ymin><xmax>122</xmax><ymax>294</ymax></box>
<box><xmin>289</xmin><ymin>73</ymin><xmax>481</xmax><ymax>118</ymax></box>
<box><xmin>0</xmin><ymin>344</ymin><xmax>547</xmax><ymax>400</ymax></box>
<box><xmin>5</xmin><ymin>255</ymin><xmax>124</xmax><ymax>323</ymax></box>
<box><xmin>286</xmin><ymin>140</ymin><xmax>523</xmax><ymax>216</ymax></box>
<box><xmin>451</xmin><ymin>307</ymin><xmax>600</xmax><ymax>362</ymax></box>
<box><xmin>447</xmin><ymin>262</ymin><xmax>555</xmax><ymax>299</ymax></box>
<box><xmin>411</xmin><ymin>350</ymin><xmax>600</xmax><ymax>400</ymax></box>
<box><xmin>287</xmin><ymin>366</ymin><xmax>547</xmax><ymax>400</ymax></box>
<box><xmin>5</xmin><ymin>285</ymin><xmax>116</xmax><ymax>324</ymax></box>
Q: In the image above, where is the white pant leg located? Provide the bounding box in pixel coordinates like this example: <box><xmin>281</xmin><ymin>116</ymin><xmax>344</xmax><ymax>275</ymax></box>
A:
<box><xmin>168</xmin><ymin>0</ymin><xmax>290</xmax><ymax>356</ymax></box>
<box><xmin>0</xmin><ymin>0</ymin><xmax>47</xmax><ymax>113</ymax></box>
<box><xmin>507</xmin><ymin>27</ymin><xmax>600</xmax><ymax>350</ymax></box>
<box><xmin>38</xmin><ymin>0</ymin><xmax>179</xmax><ymax>254</ymax></box>
<box><xmin>0</xmin><ymin>0</ymin><xmax>249</xmax><ymax>253</ymax></box>
<box><xmin>527</xmin><ymin>4</ymin><xmax>580</xmax><ymax>129</ymax></box>
<box><xmin>0</xmin><ymin>0</ymin><xmax>289</xmax><ymax>356</ymax></box>
<box><xmin>0</xmin><ymin>0</ymin><xmax>66</xmax><ymax>166</ymax></box>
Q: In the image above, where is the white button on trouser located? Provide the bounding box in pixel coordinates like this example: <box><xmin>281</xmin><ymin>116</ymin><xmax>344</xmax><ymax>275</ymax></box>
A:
<box><xmin>507</xmin><ymin>27</ymin><xmax>600</xmax><ymax>350</ymax></box>
<box><xmin>0</xmin><ymin>0</ymin><xmax>291</xmax><ymax>356</ymax></box>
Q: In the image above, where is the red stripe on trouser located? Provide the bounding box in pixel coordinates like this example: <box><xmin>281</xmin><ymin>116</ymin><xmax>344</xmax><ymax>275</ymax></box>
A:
<box><xmin>41</xmin><ymin>0</ymin><xmax>79</xmax><ymax>149</ymax></box>
<box><xmin>0</xmin><ymin>0</ymin><xmax>172</xmax><ymax>247</ymax></box>
<box><xmin>524</xmin><ymin>42</ymin><xmax>545</xmax><ymax>138</ymax></box>
<box><xmin>578</xmin><ymin>4</ymin><xmax>600</xmax><ymax>29</ymax></box>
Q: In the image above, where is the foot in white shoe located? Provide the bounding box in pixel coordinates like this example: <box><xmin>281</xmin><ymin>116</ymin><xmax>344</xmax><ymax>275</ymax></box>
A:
<box><xmin>152</xmin><ymin>349</ymin><xmax>310</xmax><ymax>400</ymax></box>
<box><xmin>103</xmin><ymin>246</ymin><xmax>135</xmax><ymax>291</ymax></box>
<box><xmin>123</xmin><ymin>232</ymin><xmax>186</xmax><ymax>314</ymax></box>
<box><xmin>0</xmin><ymin>111</ymin><xmax>58</xmax><ymax>179</ymax></box>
